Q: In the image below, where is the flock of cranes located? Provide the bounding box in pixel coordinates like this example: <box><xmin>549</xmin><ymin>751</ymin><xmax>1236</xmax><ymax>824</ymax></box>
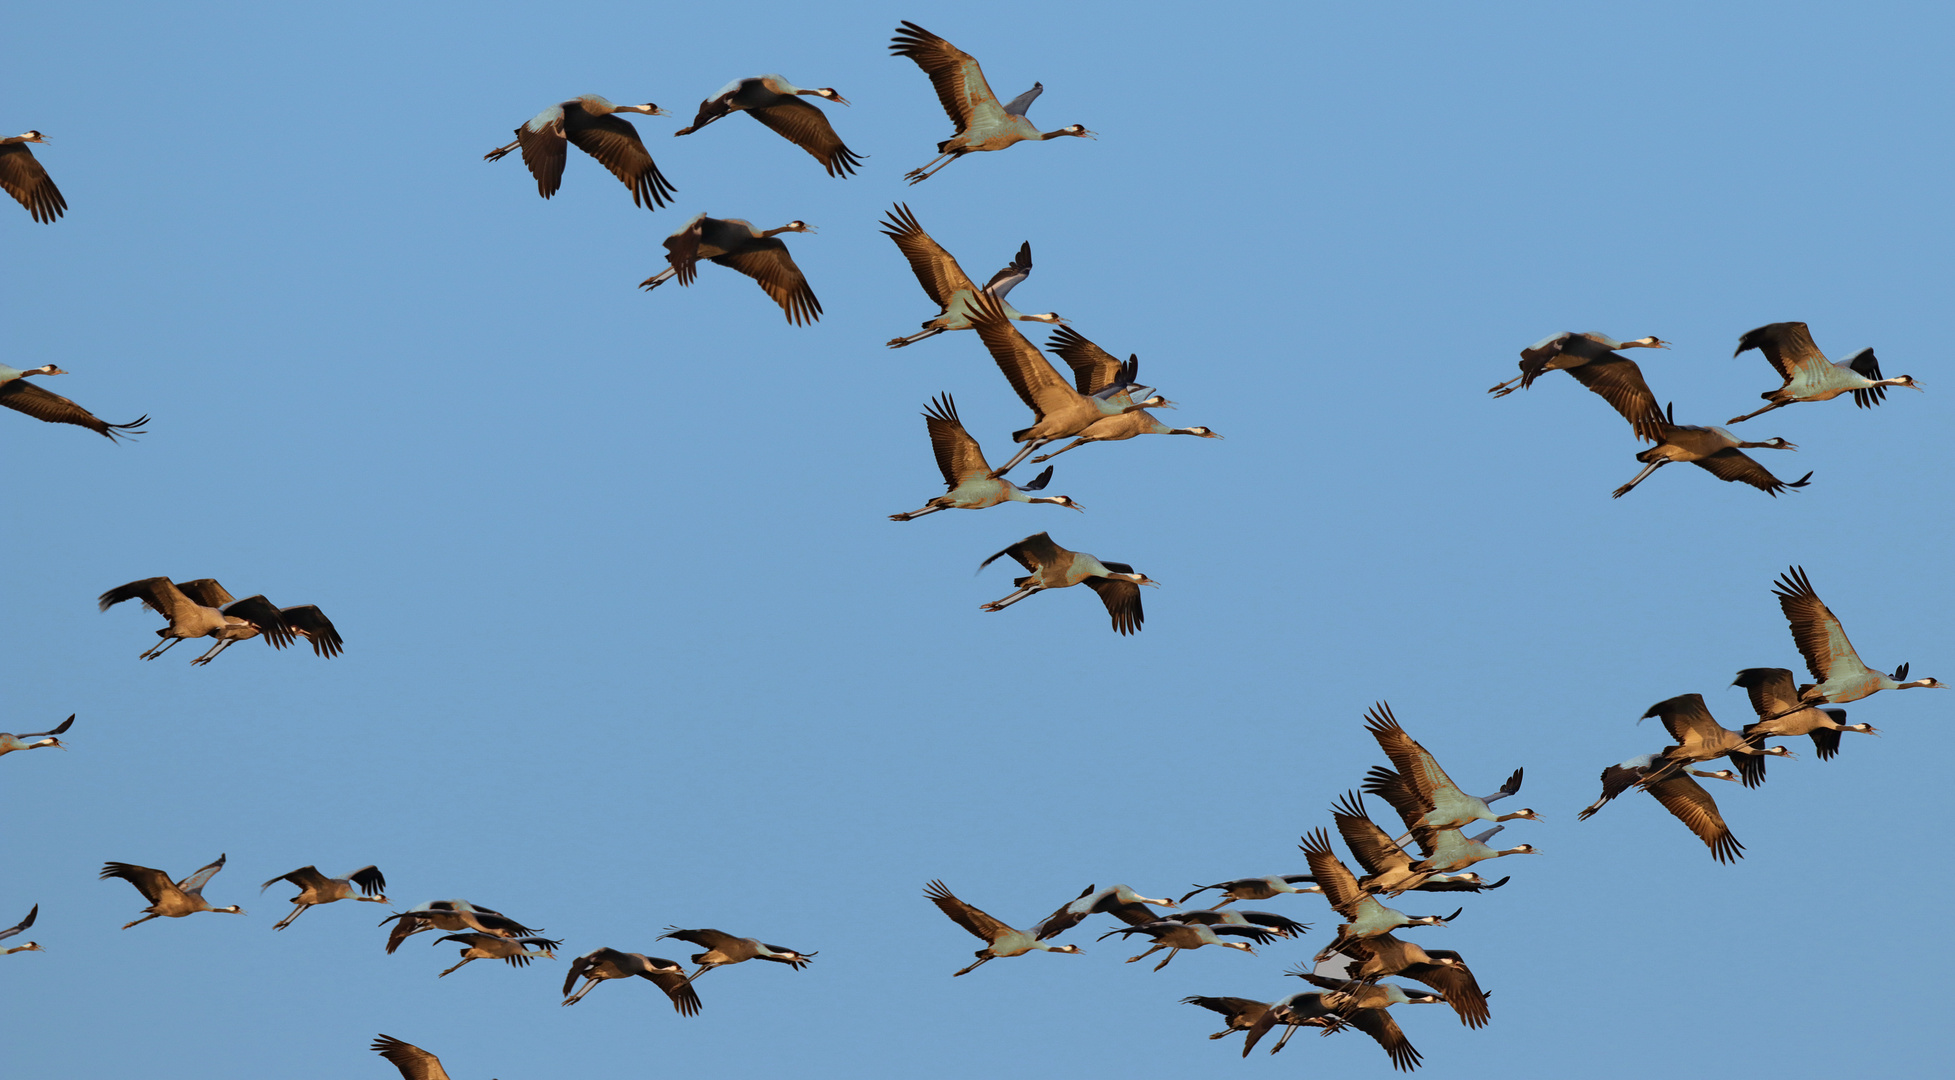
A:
<box><xmin>1491</xmin><ymin>323</ymin><xmax>1920</xmax><ymax>498</ymax></box>
<box><xmin>4</xmin><ymin>14</ymin><xmax>1941</xmax><ymax>1080</ymax></box>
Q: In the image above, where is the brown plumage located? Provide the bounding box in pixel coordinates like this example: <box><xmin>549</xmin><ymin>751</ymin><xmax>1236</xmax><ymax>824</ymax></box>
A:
<box><xmin>1611</xmin><ymin>404</ymin><xmax>1809</xmax><ymax>499</ymax></box>
<box><xmin>639</xmin><ymin>214</ymin><xmax>820</xmax><ymax>325</ymax></box>
<box><xmin>0</xmin><ymin>365</ymin><xmax>145</xmax><ymax>440</ymax></box>
<box><xmin>0</xmin><ymin>131</ymin><xmax>64</xmax><ymax>222</ymax></box>
<box><xmin>484</xmin><ymin>95</ymin><xmax>675</xmax><ymax>209</ymax></box>
<box><xmin>979</xmin><ymin>531</ymin><xmax>1154</xmax><ymax>635</ymax></box>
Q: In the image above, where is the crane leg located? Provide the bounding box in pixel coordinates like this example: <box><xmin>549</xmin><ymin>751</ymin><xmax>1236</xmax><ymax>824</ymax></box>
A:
<box><xmin>482</xmin><ymin>139</ymin><xmax>520</xmax><ymax>162</ymax></box>
<box><xmin>121</xmin><ymin>913</ymin><xmax>161</xmax><ymax>930</ymax></box>
<box><xmin>889</xmin><ymin>504</ymin><xmax>944</xmax><ymax>522</ymax></box>
<box><xmin>1727</xmin><ymin>399</ymin><xmax>1788</xmax><ymax>425</ymax></box>
<box><xmin>639</xmin><ymin>267</ymin><xmax>678</xmax><ymax>292</ymax></box>
<box><xmin>981</xmin><ymin>585</ymin><xmax>1042</xmax><ymax>612</ymax></box>
<box><xmin>1125</xmin><ymin>944</ymin><xmax>1165</xmax><ymax>965</ymax></box>
<box><xmin>273</xmin><ymin>904</ymin><xmax>308</xmax><ymax>931</ymax></box>
<box><xmin>562</xmin><ymin>979</ymin><xmax>598</xmax><ymax>1005</ymax></box>
<box><xmin>140</xmin><ymin>636</ymin><xmax>182</xmax><ymax>660</ymax></box>
<box><xmin>437</xmin><ymin>956</ymin><xmax>476</xmax><ymax>978</ymax></box>
<box><xmin>989</xmin><ymin>438</ymin><xmax>1048</xmax><ymax>479</ymax></box>
<box><xmin>1487</xmin><ymin>374</ymin><xmax>1525</xmax><ymax>397</ymax></box>
<box><xmin>1151</xmin><ymin>948</ymin><xmax>1181</xmax><ymax>972</ymax></box>
<box><xmin>1030</xmin><ymin>438</ymin><xmax>1091</xmax><ymax>464</ymax></box>
<box><xmin>902</xmin><ymin>152</ymin><xmax>955</xmax><ymax>183</ymax></box>
<box><xmin>951</xmin><ymin>955</ymin><xmax>992</xmax><ymax>977</ymax></box>
<box><xmin>886</xmin><ymin>327</ymin><xmax>945</xmax><ymax>348</ymax></box>
<box><xmin>679</xmin><ymin>964</ymin><xmax>714</xmax><ymax>985</ymax></box>
<box><xmin>1610</xmin><ymin>458</ymin><xmax>1669</xmax><ymax>499</ymax></box>
<box><xmin>189</xmin><ymin>639</ymin><xmax>234</xmax><ymax>666</ymax></box>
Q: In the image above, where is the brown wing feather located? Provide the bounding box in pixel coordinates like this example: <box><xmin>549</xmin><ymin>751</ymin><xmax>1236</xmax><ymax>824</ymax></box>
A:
<box><xmin>280</xmin><ymin>605</ymin><xmax>343</xmax><ymax>658</ymax></box>
<box><xmin>712</xmin><ymin>242</ymin><xmax>821</xmax><ymax>325</ymax></box>
<box><xmin>174</xmin><ymin>579</ymin><xmax>236</xmax><ymax>608</ymax></box>
<box><xmin>648</xmin><ymin>968</ymin><xmax>702</xmax><ymax>1015</ymax></box>
<box><xmin>889</xmin><ymin>22</ymin><xmax>997</xmax><ymax>132</ymax></box>
<box><xmin>99</xmin><ymin>862</ymin><xmax>172</xmax><ymax>904</ymax></box>
<box><xmin>0</xmin><ymin>142</ymin><xmax>65</xmax><ymax>223</ymax></box>
<box><xmin>564</xmin><ymin>110</ymin><xmax>675</xmax><ymax>209</ymax></box>
<box><xmin>922</xmin><ymin>394</ymin><xmax>991</xmax><ymax>487</ymax></box>
<box><xmin>0</xmin><ymin>379</ymin><xmax>144</xmax><ymax>440</ymax></box>
<box><xmin>221</xmin><ymin>595</ymin><xmax>296</xmax><ymax>649</ymax></box>
<box><xmin>1363</xmin><ymin>704</ymin><xmax>1438</xmax><ymax>812</ymax></box>
<box><xmin>1644</xmin><ymin>773</ymin><xmax>1744</xmax><ymax>863</ymax></box>
<box><xmin>1691</xmin><ymin>449</ymin><xmax>1806</xmax><ymax>495</ymax></box>
<box><xmin>924</xmin><ymin>879</ymin><xmax>1011</xmax><ymax>944</ymax></box>
<box><xmin>1345</xmin><ymin>1006</ymin><xmax>1423</xmax><ymax>1071</ymax></box>
<box><xmin>746</xmin><ymin>98</ymin><xmax>862</xmax><ymax>177</ymax></box>
<box><xmin>1566</xmin><ymin>354</ymin><xmax>1664</xmax><ymax>440</ymax></box>
<box><xmin>512</xmin><ymin>117</ymin><xmax>568</xmax><ymax>199</ymax></box>
<box><xmin>1083</xmin><ymin>576</ymin><xmax>1144</xmax><ymax>635</ymax></box>
<box><xmin>967</xmin><ymin>291</ymin><xmax>1074</xmax><ymax>416</ymax></box>
<box><xmin>1046</xmin><ymin>327</ymin><xmax>1128</xmax><ymax>395</ymax></box>
<box><xmin>1772</xmin><ymin>566</ymin><xmax>1860</xmax><ymax>682</ymax></box>
<box><xmin>981</xmin><ymin>532</ymin><xmax>1065</xmax><ymax>575</ymax></box>
<box><xmin>1399</xmin><ymin>956</ymin><xmax>1489</xmax><ymax>1028</ymax></box>
<box><xmin>1297</xmin><ymin>829</ymin><xmax>1365</xmax><ymax>915</ymax></box>
<box><xmin>371</xmin><ymin>1035</ymin><xmax>452</xmax><ymax>1080</ymax></box>
<box><xmin>879</xmin><ymin>203</ymin><xmax>975</xmax><ymax>308</ymax></box>
<box><xmin>1735</xmin><ymin>321</ymin><xmax>1824</xmax><ymax>384</ymax></box>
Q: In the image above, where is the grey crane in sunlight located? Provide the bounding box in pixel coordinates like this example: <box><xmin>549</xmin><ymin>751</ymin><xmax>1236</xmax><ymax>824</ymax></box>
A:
<box><xmin>99</xmin><ymin>577</ymin><xmax>341</xmax><ymax>665</ymax></box>
<box><xmin>562</xmin><ymin>947</ymin><xmax>701</xmax><ymax>1014</ymax></box>
<box><xmin>0</xmin><ymin>131</ymin><xmax>64</xmax><ymax>222</ymax></box>
<box><xmin>100</xmin><ymin>854</ymin><xmax>245</xmax><ymax>928</ymax></box>
<box><xmin>889</xmin><ymin>21</ymin><xmax>1094</xmax><ymax>183</ymax></box>
<box><xmin>1277</xmin><ymin>977</ymin><xmax>1445</xmax><ymax>1070</ymax></box>
<box><xmin>1024</xmin><ymin>326</ymin><xmax>1221</xmax><ymax>462</ymax></box>
<box><xmin>979</xmin><ymin>531</ymin><xmax>1156</xmax><ymax>634</ymax></box>
<box><xmin>1327</xmin><ymin>791</ymin><xmax>1460</xmax><ymax>897</ymax></box>
<box><xmin>1733</xmin><ymin>667</ymin><xmax>1874</xmax><ymax>760</ymax></box>
<box><xmin>381</xmin><ymin>900</ymin><xmax>541</xmax><ymax>954</ymax></box>
<box><xmin>657</xmin><ymin>926</ymin><xmax>815</xmax><ymax>983</ymax></box>
<box><xmin>1298</xmin><ymin>829</ymin><xmax>1460</xmax><ymax>961</ymax></box>
<box><xmin>1729</xmin><ymin>321</ymin><xmax>1921</xmax><ymax>424</ymax></box>
<box><xmin>1236</xmin><ymin>993</ymin><xmax>1351</xmax><ymax>1056</ymax></box>
<box><xmin>966</xmin><ymin>290</ymin><xmax>1166</xmax><ymax>477</ymax></box>
<box><xmin>1105</xmin><ymin>919</ymin><xmax>1279</xmax><ymax>971</ymax></box>
<box><xmin>1489</xmin><ymin>331</ymin><xmax>1669</xmax><ymax>440</ymax></box>
<box><xmin>1</xmin><ymin>904</ymin><xmax>40</xmax><ymax>955</ymax></box>
<box><xmin>372</xmin><ymin>1035</ymin><xmax>477</xmax><ymax>1080</ymax></box>
<box><xmin>1122</xmin><ymin>908</ymin><xmax>1308</xmax><ymax>940</ymax></box>
<box><xmin>1770</xmin><ymin>565</ymin><xmax>1945</xmax><ymax>713</ymax></box>
<box><xmin>433</xmin><ymin>931</ymin><xmax>562</xmax><ymax>978</ymax></box>
<box><xmin>484</xmin><ymin>95</ymin><xmax>675</xmax><ymax>209</ymax></box>
<box><xmin>639</xmin><ymin>213</ymin><xmax>820</xmax><ymax>325</ymax></box>
<box><xmin>0</xmin><ymin>714</ymin><xmax>71</xmax><ymax>757</ymax></box>
<box><xmin>880</xmin><ymin>203</ymin><xmax>1064</xmax><ymax>347</ymax></box>
<box><xmin>1179</xmin><ymin>876</ymin><xmax>1322</xmax><ymax>908</ymax></box>
<box><xmin>890</xmin><ymin>395</ymin><xmax>1081</xmax><ymax>520</ymax></box>
<box><xmin>1360</xmin><ymin>703</ymin><xmax>1537</xmax><ymax>840</ymax></box>
<box><xmin>674</xmin><ymin>75</ymin><xmax>860</xmax><ymax>177</ymax></box>
<box><xmin>1611</xmin><ymin>403</ymin><xmax>1810</xmax><ymax>499</ymax></box>
<box><xmin>260</xmin><ymin>865</ymin><xmax>387</xmax><ymax>930</ymax></box>
<box><xmin>173</xmin><ymin>578</ymin><xmax>341</xmax><ymax>663</ymax></box>
<box><xmin>1303</xmin><ymin>939</ymin><xmax>1489</xmax><ymax>1029</ymax></box>
<box><xmin>1185</xmin><ymin>995</ymin><xmax>1344</xmax><ymax>1054</ymax></box>
<box><xmin>1</xmin><ymin>362</ymin><xmax>146</xmax><ymax>440</ymax></box>
<box><xmin>924</xmin><ymin>879</ymin><xmax>1084</xmax><ymax>975</ymax></box>
<box><xmin>1578</xmin><ymin>751</ymin><xmax>1744</xmax><ymax>862</ymax></box>
<box><xmin>1033</xmin><ymin>883</ymin><xmax>1178</xmax><ymax>940</ymax></box>
<box><xmin>1641</xmin><ymin>692</ymin><xmax>1793</xmax><ymax>789</ymax></box>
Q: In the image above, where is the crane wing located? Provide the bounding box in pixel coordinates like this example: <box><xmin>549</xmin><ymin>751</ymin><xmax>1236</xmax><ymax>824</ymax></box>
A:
<box><xmin>1735</xmin><ymin>321</ymin><xmax>1826</xmax><ymax>385</ymax></box>
<box><xmin>1001</xmin><ymin>82</ymin><xmax>1044</xmax><ymax>117</ymax></box>
<box><xmin>1184</xmin><ymin>994</ymin><xmax>1262</xmax><ymax>1020</ymax></box>
<box><xmin>712</xmin><ymin>241</ymin><xmax>822</xmax><ymax>326</ymax></box>
<box><xmin>1032</xmin><ymin>883</ymin><xmax>1099</xmax><ymax>940</ymax></box>
<box><xmin>370</xmin><ymin>1036</ymin><xmax>452</xmax><ymax>1080</ymax></box>
<box><xmin>1844</xmin><ymin>348</ymin><xmax>1887</xmax><ymax>408</ymax></box>
<box><xmin>981</xmin><ymin>241</ymin><xmax>1033</xmax><ymax>299</ymax></box>
<box><xmin>646</xmin><ymin>965</ymin><xmax>703</xmax><ymax>1015</ymax></box>
<box><xmin>921</xmin><ymin>394</ymin><xmax>992</xmax><ymax>486</ymax></box>
<box><xmin>1297</xmin><ymin>829</ymin><xmax>1366</xmax><ymax>915</ymax></box>
<box><xmin>1330</xmin><ymin>791</ymin><xmax>1416</xmax><ymax>874</ymax></box>
<box><xmin>1400</xmin><ymin>953</ymin><xmax>1489</xmax><ymax>1028</ymax></box>
<box><xmin>23</xmin><ymin>714</ymin><xmax>74</xmax><ymax>739</ymax></box>
<box><xmin>562</xmin><ymin>947</ymin><xmax>606</xmax><ymax>997</ymax></box>
<box><xmin>0</xmin><ymin>142</ymin><xmax>65</xmax><ymax>223</ymax></box>
<box><xmin>0</xmin><ymin>379</ymin><xmax>144</xmax><ymax>440</ymax></box>
<box><xmin>280</xmin><ymin>605</ymin><xmax>343</xmax><ymax>657</ymax></box>
<box><xmin>99</xmin><ymin>862</ymin><xmax>173</xmax><ymax>904</ymax></box>
<box><xmin>658</xmin><ymin>926</ymin><xmax>737</xmax><ymax>950</ymax></box>
<box><xmin>1691</xmin><ymin>449</ymin><xmax>1809</xmax><ymax>495</ymax></box>
<box><xmin>1083</xmin><ymin>576</ymin><xmax>1145</xmax><ymax>635</ymax></box>
<box><xmin>223</xmin><ymin>595</ymin><xmax>296</xmax><ymax>648</ymax></box>
<box><xmin>563</xmin><ymin>108</ymin><xmax>675</xmax><ymax>209</ymax></box>
<box><xmin>509</xmin><ymin>105</ymin><xmax>569</xmax><ymax>198</ymax></box>
<box><xmin>968</xmin><ymin>290</ymin><xmax>1074</xmax><ymax>417</ymax></box>
<box><xmin>1643</xmin><ymin>693</ymin><xmax>1721</xmax><ymax>746</ymax></box>
<box><xmin>1565</xmin><ymin>354</ymin><xmax>1665</xmax><ymax>441</ymax></box>
<box><xmin>1772</xmin><ymin>566</ymin><xmax>1863</xmax><ymax>682</ymax></box>
<box><xmin>889</xmin><ymin>21</ymin><xmax>1002</xmax><ymax>133</ymax></box>
<box><xmin>0</xmin><ymin>904</ymin><xmax>36</xmax><ymax>941</ymax></box>
<box><xmin>1344</xmin><ymin>1007</ymin><xmax>1423</xmax><ymax>1072</ymax></box>
<box><xmin>1362</xmin><ymin>704</ymin><xmax>1440</xmax><ymax>812</ymax></box>
<box><xmin>261</xmin><ymin>865</ymin><xmax>329</xmax><ymax>893</ymax></box>
<box><xmin>924</xmin><ymin>879</ymin><xmax>1011</xmax><ymax>944</ymax></box>
<box><xmin>172</xmin><ymin>579</ymin><xmax>235</xmax><ymax>608</ymax></box>
<box><xmin>746</xmin><ymin>97</ymin><xmax>862</xmax><ymax>177</ymax></box>
<box><xmin>177</xmin><ymin>854</ymin><xmax>228</xmax><ymax>894</ymax></box>
<box><xmin>879</xmin><ymin>203</ymin><xmax>977</xmax><ymax>309</ymax></box>
<box><xmin>345</xmin><ymin>865</ymin><xmax>385</xmax><ymax>896</ymax></box>
<box><xmin>1644</xmin><ymin>773</ymin><xmax>1743</xmax><ymax>863</ymax></box>
<box><xmin>1046</xmin><ymin>327</ymin><xmax>1129</xmax><ymax>395</ymax></box>
<box><xmin>981</xmin><ymin>531</ymin><xmax>1065</xmax><ymax>575</ymax></box>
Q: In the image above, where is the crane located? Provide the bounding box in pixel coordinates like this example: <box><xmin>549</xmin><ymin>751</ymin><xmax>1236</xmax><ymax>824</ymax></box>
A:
<box><xmin>1104</xmin><ymin>919</ymin><xmax>1278</xmax><ymax>970</ymax></box>
<box><xmin>1032</xmin><ymin>883</ymin><xmax>1178</xmax><ymax>939</ymax></box>
<box><xmin>1611</xmin><ymin>403</ymin><xmax>1810</xmax><ymax>498</ymax></box>
<box><xmin>923</xmin><ymin>879</ymin><xmax>1084</xmax><ymax>975</ymax></box>
<box><xmin>1577</xmin><ymin>751</ymin><xmax>1744</xmax><ymax>862</ymax></box>
<box><xmin>1730</xmin><ymin>322</ymin><xmax>1920</xmax><ymax>424</ymax></box>
<box><xmin>1</xmin><ymin>904</ymin><xmax>39</xmax><ymax>955</ymax></box>
<box><xmin>1771</xmin><ymin>565</ymin><xmax>1945</xmax><ymax>711</ymax></box>
<box><xmin>259</xmin><ymin>865</ymin><xmax>387</xmax><ymax>930</ymax></box>
<box><xmin>432</xmin><ymin>931</ymin><xmax>562</xmax><ymax>978</ymax></box>
<box><xmin>1278</xmin><ymin>978</ymin><xmax>1445</xmax><ymax>1070</ymax></box>
<box><xmin>979</xmin><ymin>531</ymin><xmax>1156</xmax><ymax>634</ymax></box>
<box><xmin>1304</xmin><ymin>938</ymin><xmax>1489</xmax><ymax>1029</ymax></box>
<box><xmin>1298</xmin><ymin>829</ymin><xmax>1460</xmax><ymax>960</ymax></box>
<box><xmin>1490</xmin><ymin>331</ymin><xmax>1669</xmax><ymax>440</ymax></box>
<box><xmin>674</xmin><ymin>76</ymin><xmax>860</xmax><ymax>177</ymax></box>
<box><xmin>1733</xmin><ymin>667</ymin><xmax>1875</xmax><ymax>760</ymax></box>
<box><xmin>1641</xmin><ymin>692</ymin><xmax>1792</xmax><ymax>789</ymax></box>
<box><xmin>1360</xmin><ymin>702</ymin><xmax>1535</xmax><ymax>839</ymax></box>
<box><xmin>890</xmin><ymin>395</ymin><xmax>1081</xmax><ymax>520</ymax></box>
<box><xmin>1235</xmin><ymin>992</ymin><xmax>1349</xmax><ymax>1056</ymax></box>
<box><xmin>1178</xmin><ymin>876</ymin><xmax>1322</xmax><ymax>908</ymax></box>
<box><xmin>1</xmin><ymin>363</ymin><xmax>146</xmax><ymax>440</ymax></box>
<box><xmin>484</xmin><ymin>95</ymin><xmax>675</xmax><ymax>209</ymax></box>
<box><xmin>0</xmin><ymin>714</ymin><xmax>72</xmax><ymax>757</ymax></box>
<box><xmin>880</xmin><ymin>203</ymin><xmax>1063</xmax><ymax>347</ymax></box>
<box><xmin>1025</xmin><ymin>327</ymin><xmax>1221</xmax><ymax>461</ymax></box>
<box><xmin>888</xmin><ymin>21</ymin><xmax>1094</xmax><ymax>183</ymax></box>
<box><xmin>0</xmin><ymin>131</ymin><xmax>64</xmax><ymax>222</ymax></box>
<box><xmin>1138</xmin><ymin>908</ymin><xmax>1309</xmax><ymax>940</ymax></box>
<box><xmin>656</xmin><ymin>926</ymin><xmax>815</xmax><ymax>983</ymax></box>
<box><xmin>561</xmin><ymin>947</ymin><xmax>702</xmax><ymax>1014</ymax></box>
<box><xmin>99</xmin><ymin>854</ymin><xmax>245</xmax><ymax>928</ymax></box>
<box><xmin>1184</xmin><ymin>995</ymin><xmax>1343</xmax><ymax>1055</ymax></box>
<box><xmin>639</xmin><ymin>214</ymin><xmax>820</xmax><ymax>325</ymax></box>
<box><xmin>173</xmin><ymin>578</ymin><xmax>341</xmax><ymax>664</ymax></box>
<box><xmin>371</xmin><ymin>1035</ymin><xmax>476</xmax><ymax>1080</ymax></box>
<box><xmin>379</xmin><ymin>900</ymin><xmax>541</xmax><ymax>954</ymax></box>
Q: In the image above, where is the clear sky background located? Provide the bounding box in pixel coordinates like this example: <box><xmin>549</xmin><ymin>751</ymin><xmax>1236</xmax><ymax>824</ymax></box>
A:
<box><xmin>4</xmin><ymin>2</ymin><xmax>1951</xmax><ymax>1077</ymax></box>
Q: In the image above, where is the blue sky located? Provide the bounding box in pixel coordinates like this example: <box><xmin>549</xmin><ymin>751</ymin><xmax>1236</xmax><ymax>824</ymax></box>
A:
<box><xmin>3</xmin><ymin>3</ymin><xmax>1950</xmax><ymax>1077</ymax></box>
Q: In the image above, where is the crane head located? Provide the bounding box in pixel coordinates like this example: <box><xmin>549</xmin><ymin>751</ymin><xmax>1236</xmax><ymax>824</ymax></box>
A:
<box><xmin>1050</xmin><ymin>943</ymin><xmax>1083</xmax><ymax>954</ymax></box>
<box><xmin>17</xmin><ymin>131</ymin><xmax>47</xmax><ymax>143</ymax></box>
<box><xmin>1060</xmin><ymin>125</ymin><xmax>1096</xmax><ymax>139</ymax></box>
<box><xmin>1630</xmin><ymin>336</ymin><xmax>1671</xmax><ymax>349</ymax></box>
<box><xmin>812</xmin><ymin>88</ymin><xmax>850</xmax><ymax>106</ymax></box>
<box><xmin>624</xmin><ymin>103</ymin><xmax>668</xmax><ymax>116</ymax></box>
<box><xmin>27</xmin><ymin>365</ymin><xmax>66</xmax><ymax>377</ymax></box>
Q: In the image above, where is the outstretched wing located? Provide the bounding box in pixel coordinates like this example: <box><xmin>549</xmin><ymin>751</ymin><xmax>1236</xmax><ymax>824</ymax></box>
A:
<box><xmin>0</xmin><ymin>904</ymin><xmax>37</xmax><ymax>941</ymax></box>
<box><xmin>99</xmin><ymin>862</ymin><xmax>173</xmax><ymax>904</ymax></box>
<box><xmin>746</xmin><ymin>97</ymin><xmax>862</xmax><ymax>177</ymax></box>
<box><xmin>1297</xmin><ymin>829</ymin><xmax>1365</xmax><ymax>916</ymax></box>
<box><xmin>280</xmin><ymin>605</ymin><xmax>343</xmax><ymax>658</ymax></box>
<box><xmin>222</xmin><ymin>595</ymin><xmax>296</xmax><ymax>649</ymax></box>
<box><xmin>1772</xmin><ymin>566</ymin><xmax>1863</xmax><ymax>682</ymax></box>
<box><xmin>982</xmin><ymin>241</ymin><xmax>1033</xmax><ymax>298</ymax></box>
<box><xmin>922</xmin><ymin>394</ymin><xmax>992</xmax><ymax>486</ymax></box>
<box><xmin>924</xmin><ymin>879</ymin><xmax>1011</xmax><ymax>944</ymax></box>
<box><xmin>348</xmin><ymin>866</ymin><xmax>386</xmax><ymax>896</ymax></box>
<box><xmin>0</xmin><ymin>141</ymin><xmax>66</xmax><ymax>223</ymax></box>
<box><xmin>712</xmin><ymin>240</ymin><xmax>821</xmax><ymax>326</ymax></box>
<box><xmin>1734</xmin><ymin>322</ymin><xmax>1826</xmax><ymax>385</ymax></box>
<box><xmin>968</xmin><ymin>290</ymin><xmax>1074</xmax><ymax>418</ymax></box>
<box><xmin>1645</xmin><ymin>773</ymin><xmax>1744</xmax><ymax>863</ymax></box>
<box><xmin>0</xmin><ymin>379</ymin><xmax>145</xmax><ymax>440</ymax></box>
<box><xmin>1001</xmin><ymin>82</ymin><xmax>1044</xmax><ymax>117</ymax></box>
<box><xmin>564</xmin><ymin>107</ymin><xmax>675</xmax><ymax>209</ymax></box>
<box><xmin>1083</xmin><ymin>576</ymin><xmax>1145</xmax><ymax>636</ymax></box>
<box><xmin>879</xmin><ymin>203</ymin><xmax>976</xmax><ymax>308</ymax></box>
<box><xmin>510</xmin><ymin>105</ymin><xmax>568</xmax><ymax>198</ymax></box>
<box><xmin>1844</xmin><ymin>347</ymin><xmax>1887</xmax><ymax>408</ymax></box>
<box><xmin>889</xmin><ymin>21</ymin><xmax>1001</xmax><ymax>133</ymax></box>
<box><xmin>1565</xmin><ymin>354</ymin><xmax>1665</xmax><ymax>441</ymax></box>
<box><xmin>371</xmin><ymin>1035</ymin><xmax>452</xmax><ymax>1080</ymax></box>
<box><xmin>981</xmin><ymin>532</ymin><xmax>1064</xmax><ymax>575</ymax></box>
<box><xmin>24</xmin><ymin>714</ymin><xmax>74</xmax><ymax>739</ymax></box>
<box><xmin>1692</xmin><ymin>450</ymin><xmax>1809</xmax><ymax>496</ymax></box>
<box><xmin>1046</xmin><ymin>327</ymin><xmax>1129</xmax><ymax>395</ymax></box>
<box><xmin>174</xmin><ymin>579</ymin><xmax>236</xmax><ymax>608</ymax></box>
<box><xmin>178</xmin><ymin>854</ymin><xmax>228</xmax><ymax>894</ymax></box>
<box><xmin>261</xmin><ymin>865</ymin><xmax>330</xmax><ymax>893</ymax></box>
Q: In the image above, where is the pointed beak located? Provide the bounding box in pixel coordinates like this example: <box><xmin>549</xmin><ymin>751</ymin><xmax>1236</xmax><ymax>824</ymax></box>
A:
<box><xmin>829</xmin><ymin>92</ymin><xmax>852</xmax><ymax>106</ymax></box>
<box><xmin>1068</xmin><ymin>501</ymin><xmax>1086</xmax><ymax>513</ymax></box>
